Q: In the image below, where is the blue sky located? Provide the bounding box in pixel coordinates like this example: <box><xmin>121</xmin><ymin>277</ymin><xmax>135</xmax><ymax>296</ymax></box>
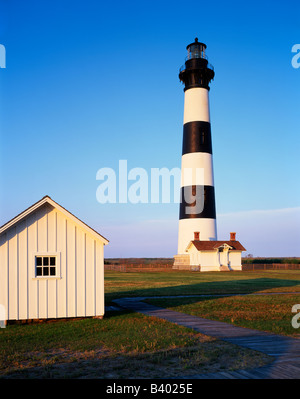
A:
<box><xmin>0</xmin><ymin>0</ymin><xmax>299</xmax><ymax>257</ymax></box>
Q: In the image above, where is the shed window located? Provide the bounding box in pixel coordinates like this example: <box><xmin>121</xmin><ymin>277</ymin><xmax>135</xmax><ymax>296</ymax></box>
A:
<box><xmin>35</xmin><ymin>256</ymin><xmax>56</xmax><ymax>277</ymax></box>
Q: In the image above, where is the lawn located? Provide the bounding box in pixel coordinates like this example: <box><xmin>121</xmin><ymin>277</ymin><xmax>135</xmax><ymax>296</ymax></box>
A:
<box><xmin>106</xmin><ymin>269</ymin><xmax>300</xmax><ymax>337</ymax></box>
<box><xmin>146</xmin><ymin>294</ymin><xmax>300</xmax><ymax>337</ymax></box>
<box><xmin>105</xmin><ymin>269</ymin><xmax>300</xmax><ymax>304</ymax></box>
<box><xmin>0</xmin><ymin>311</ymin><xmax>271</xmax><ymax>378</ymax></box>
<box><xmin>2</xmin><ymin>269</ymin><xmax>300</xmax><ymax>378</ymax></box>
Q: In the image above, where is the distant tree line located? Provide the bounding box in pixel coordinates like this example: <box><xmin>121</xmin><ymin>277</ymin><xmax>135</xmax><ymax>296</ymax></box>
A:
<box><xmin>242</xmin><ymin>257</ymin><xmax>300</xmax><ymax>264</ymax></box>
<box><xmin>105</xmin><ymin>257</ymin><xmax>300</xmax><ymax>265</ymax></box>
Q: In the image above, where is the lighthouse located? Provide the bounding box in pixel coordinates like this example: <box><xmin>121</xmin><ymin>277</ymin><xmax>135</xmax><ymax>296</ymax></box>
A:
<box><xmin>174</xmin><ymin>38</ymin><xmax>217</xmax><ymax>267</ymax></box>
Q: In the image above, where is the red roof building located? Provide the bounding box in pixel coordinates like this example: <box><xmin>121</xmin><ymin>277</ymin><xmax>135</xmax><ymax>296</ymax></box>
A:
<box><xmin>174</xmin><ymin>232</ymin><xmax>246</xmax><ymax>272</ymax></box>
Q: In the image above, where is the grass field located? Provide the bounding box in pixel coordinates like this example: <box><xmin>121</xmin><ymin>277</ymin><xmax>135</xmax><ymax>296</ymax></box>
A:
<box><xmin>105</xmin><ymin>269</ymin><xmax>300</xmax><ymax>304</ymax></box>
<box><xmin>146</xmin><ymin>294</ymin><xmax>300</xmax><ymax>337</ymax></box>
<box><xmin>0</xmin><ymin>310</ymin><xmax>271</xmax><ymax>378</ymax></box>
<box><xmin>106</xmin><ymin>270</ymin><xmax>300</xmax><ymax>336</ymax></box>
<box><xmin>1</xmin><ymin>269</ymin><xmax>300</xmax><ymax>378</ymax></box>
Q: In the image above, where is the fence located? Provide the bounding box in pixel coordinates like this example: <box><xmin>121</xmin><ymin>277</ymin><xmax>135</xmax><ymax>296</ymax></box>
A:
<box><xmin>104</xmin><ymin>264</ymin><xmax>174</xmax><ymax>272</ymax></box>
<box><xmin>105</xmin><ymin>263</ymin><xmax>300</xmax><ymax>272</ymax></box>
<box><xmin>242</xmin><ymin>263</ymin><xmax>300</xmax><ymax>271</ymax></box>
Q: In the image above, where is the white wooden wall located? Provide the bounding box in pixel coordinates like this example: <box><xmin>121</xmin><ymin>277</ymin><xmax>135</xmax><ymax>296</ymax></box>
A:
<box><xmin>228</xmin><ymin>252</ymin><xmax>242</xmax><ymax>268</ymax></box>
<box><xmin>186</xmin><ymin>246</ymin><xmax>242</xmax><ymax>271</ymax></box>
<box><xmin>0</xmin><ymin>203</ymin><xmax>105</xmax><ymax>321</ymax></box>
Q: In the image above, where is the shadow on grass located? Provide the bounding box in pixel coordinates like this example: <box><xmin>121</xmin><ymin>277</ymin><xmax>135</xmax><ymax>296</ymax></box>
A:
<box><xmin>105</xmin><ymin>276</ymin><xmax>300</xmax><ymax>307</ymax></box>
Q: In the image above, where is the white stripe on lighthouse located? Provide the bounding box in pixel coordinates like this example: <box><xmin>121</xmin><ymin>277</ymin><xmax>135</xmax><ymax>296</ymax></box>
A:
<box><xmin>178</xmin><ymin>219</ymin><xmax>217</xmax><ymax>254</ymax></box>
<box><xmin>181</xmin><ymin>152</ymin><xmax>214</xmax><ymax>187</ymax></box>
<box><xmin>183</xmin><ymin>87</ymin><xmax>210</xmax><ymax>124</ymax></box>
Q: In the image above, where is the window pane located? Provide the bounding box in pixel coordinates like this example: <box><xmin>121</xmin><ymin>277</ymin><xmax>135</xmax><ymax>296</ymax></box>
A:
<box><xmin>36</xmin><ymin>257</ymin><xmax>42</xmax><ymax>266</ymax></box>
<box><xmin>50</xmin><ymin>257</ymin><xmax>56</xmax><ymax>266</ymax></box>
<box><xmin>36</xmin><ymin>256</ymin><xmax>57</xmax><ymax>277</ymax></box>
<box><xmin>43</xmin><ymin>257</ymin><xmax>49</xmax><ymax>266</ymax></box>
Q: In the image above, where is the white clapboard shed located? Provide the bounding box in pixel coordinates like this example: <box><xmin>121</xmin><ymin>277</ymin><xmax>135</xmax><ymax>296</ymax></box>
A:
<box><xmin>0</xmin><ymin>196</ymin><xmax>108</xmax><ymax>323</ymax></box>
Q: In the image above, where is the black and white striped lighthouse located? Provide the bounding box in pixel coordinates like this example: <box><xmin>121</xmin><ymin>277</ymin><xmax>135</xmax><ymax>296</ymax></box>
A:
<box><xmin>175</xmin><ymin>38</ymin><xmax>217</xmax><ymax>261</ymax></box>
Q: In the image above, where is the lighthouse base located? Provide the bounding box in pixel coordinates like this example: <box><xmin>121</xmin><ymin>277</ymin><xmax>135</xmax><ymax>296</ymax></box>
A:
<box><xmin>173</xmin><ymin>254</ymin><xmax>200</xmax><ymax>271</ymax></box>
<box><xmin>173</xmin><ymin>254</ymin><xmax>191</xmax><ymax>270</ymax></box>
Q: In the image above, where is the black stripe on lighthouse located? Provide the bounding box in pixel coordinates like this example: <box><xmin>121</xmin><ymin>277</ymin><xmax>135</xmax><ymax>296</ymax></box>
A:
<box><xmin>179</xmin><ymin>185</ymin><xmax>216</xmax><ymax>219</ymax></box>
<box><xmin>182</xmin><ymin>121</ymin><xmax>212</xmax><ymax>155</ymax></box>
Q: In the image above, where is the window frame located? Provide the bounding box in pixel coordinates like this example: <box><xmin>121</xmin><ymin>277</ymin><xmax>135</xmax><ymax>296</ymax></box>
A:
<box><xmin>33</xmin><ymin>252</ymin><xmax>61</xmax><ymax>279</ymax></box>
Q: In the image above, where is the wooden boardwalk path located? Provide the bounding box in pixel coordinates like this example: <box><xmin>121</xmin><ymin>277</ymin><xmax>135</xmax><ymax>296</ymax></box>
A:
<box><xmin>113</xmin><ymin>296</ymin><xmax>300</xmax><ymax>379</ymax></box>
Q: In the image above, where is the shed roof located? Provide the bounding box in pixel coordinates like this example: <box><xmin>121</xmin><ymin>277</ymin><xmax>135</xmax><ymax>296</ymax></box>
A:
<box><xmin>187</xmin><ymin>240</ymin><xmax>246</xmax><ymax>252</ymax></box>
<box><xmin>0</xmin><ymin>195</ymin><xmax>109</xmax><ymax>245</ymax></box>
